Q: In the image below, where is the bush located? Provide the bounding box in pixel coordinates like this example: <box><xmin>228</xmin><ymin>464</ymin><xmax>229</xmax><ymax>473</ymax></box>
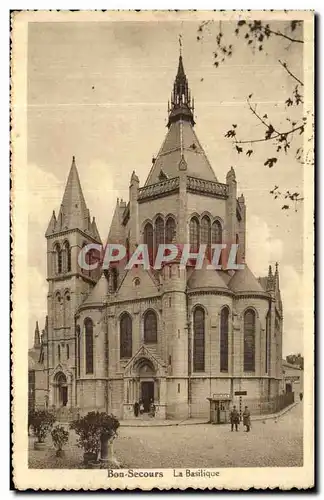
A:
<box><xmin>51</xmin><ymin>425</ymin><xmax>69</xmax><ymax>451</ymax></box>
<box><xmin>70</xmin><ymin>412</ymin><xmax>120</xmax><ymax>455</ymax></box>
<box><xmin>29</xmin><ymin>409</ymin><xmax>56</xmax><ymax>443</ymax></box>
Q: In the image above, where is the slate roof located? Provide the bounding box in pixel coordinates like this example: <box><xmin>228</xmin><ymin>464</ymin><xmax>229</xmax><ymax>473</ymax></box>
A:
<box><xmin>228</xmin><ymin>265</ymin><xmax>266</xmax><ymax>293</ymax></box>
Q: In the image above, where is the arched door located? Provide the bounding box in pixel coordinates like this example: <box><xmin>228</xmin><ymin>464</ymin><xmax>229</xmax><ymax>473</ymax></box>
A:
<box><xmin>55</xmin><ymin>372</ymin><xmax>68</xmax><ymax>407</ymax></box>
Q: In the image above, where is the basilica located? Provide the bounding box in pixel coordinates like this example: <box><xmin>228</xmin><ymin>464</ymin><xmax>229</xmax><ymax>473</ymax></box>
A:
<box><xmin>28</xmin><ymin>55</ymin><xmax>283</xmax><ymax>420</ymax></box>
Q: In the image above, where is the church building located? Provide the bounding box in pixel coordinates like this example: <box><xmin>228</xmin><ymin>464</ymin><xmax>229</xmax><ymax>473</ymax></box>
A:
<box><xmin>29</xmin><ymin>55</ymin><xmax>283</xmax><ymax>420</ymax></box>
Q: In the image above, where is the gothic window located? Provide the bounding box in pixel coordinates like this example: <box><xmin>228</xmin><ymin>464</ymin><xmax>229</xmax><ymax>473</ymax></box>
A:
<box><xmin>265</xmin><ymin>312</ymin><xmax>270</xmax><ymax>374</ymax></box>
<box><xmin>193</xmin><ymin>307</ymin><xmax>205</xmax><ymax>372</ymax></box>
<box><xmin>54</xmin><ymin>244</ymin><xmax>62</xmax><ymax>274</ymax></box>
<box><xmin>220</xmin><ymin>307</ymin><xmax>229</xmax><ymax>372</ymax></box>
<box><xmin>111</xmin><ymin>268</ymin><xmax>118</xmax><ymax>292</ymax></box>
<box><xmin>58</xmin><ymin>344</ymin><xmax>61</xmax><ymax>362</ymax></box>
<box><xmin>244</xmin><ymin>309</ymin><xmax>256</xmax><ymax>372</ymax></box>
<box><xmin>76</xmin><ymin>325</ymin><xmax>81</xmax><ymax>377</ymax></box>
<box><xmin>155</xmin><ymin>216</ymin><xmax>165</xmax><ymax>252</ymax></box>
<box><xmin>84</xmin><ymin>318</ymin><xmax>94</xmax><ymax>374</ymax></box>
<box><xmin>236</xmin><ymin>234</ymin><xmax>239</xmax><ymax>264</ymax></box>
<box><xmin>63</xmin><ymin>292</ymin><xmax>71</xmax><ymax>327</ymax></box>
<box><xmin>144</xmin><ymin>310</ymin><xmax>157</xmax><ymax>344</ymax></box>
<box><xmin>55</xmin><ymin>293</ymin><xmax>62</xmax><ymax>327</ymax></box>
<box><xmin>66</xmin><ymin>344</ymin><xmax>70</xmax><ymax>360</ymax></box>
<box><xmin>165</xmin><ymin>217</ymin><xmax>176</xmax><ymax>244</ymax></box>
<box><xmin>64</xmin><ymin>241</ymin><xmax>71</xmax><ymax>272</ymax></box>
<box><xmin>144</xmin><ymin>222</ymin><xmax>154</xmax><ymax>265</ymax></box>
<box><xmin>201</xmin><ymin>216</ymin><xmax>211</xmax><ymax>245</ymax></box>
<box><xmin>189</xmin><ymin>217</ymin><xmax>200</xmax><ymax>252</ymax></box>
<box><xmin>126</xmin><ymin>237</ymin><xmax>130</xmax><ymax>261</ymax></box>
<box><xmin>120</xmin><ymin>313</ymin><xmax>132</xmax><ymax>359</ymax></box>
<box><xmin>211</xmin><ymin>220</ymin><xmax>222</xmax><ymax>244</ymax></box>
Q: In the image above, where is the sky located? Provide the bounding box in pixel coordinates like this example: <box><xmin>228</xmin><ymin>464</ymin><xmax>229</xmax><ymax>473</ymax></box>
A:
<box><xmin>27</xmin><ymin>18</ymin><xmax>304</xmax><ymax>355</ymax></box>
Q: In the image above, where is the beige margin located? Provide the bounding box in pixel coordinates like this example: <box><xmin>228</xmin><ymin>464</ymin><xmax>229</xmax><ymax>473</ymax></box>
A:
<box><xmin>11</xmin><ymin>10</ymin><xmax>314</xmax><ymax>490</ymax></box>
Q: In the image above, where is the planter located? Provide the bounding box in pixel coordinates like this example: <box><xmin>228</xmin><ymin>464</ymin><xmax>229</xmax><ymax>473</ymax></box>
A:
<box><xmin>34</xmin><ymin>441</ymin><xmax>47</xmax><ymax>451</ymax></box>
<box><xmin>83</xmin><ymin>452</ymin><xmax>98</xmax><ymax>464</ymax></box>
<box><xmin>100</xmin><ymin>433</ymin><xmax>119</xmax><ymax>466</ymax></box>
<box><xmin>55</xmin><ymin>449</ymin><xmax>65</xmax><ymax>458</ymax></box>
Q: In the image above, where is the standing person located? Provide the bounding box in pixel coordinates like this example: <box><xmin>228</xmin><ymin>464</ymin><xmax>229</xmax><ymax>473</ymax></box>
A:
<box><xmin>243</xmin><ymin>406</ymin><xmax>251</xmax><ymax>432</ymax></box>
<box><xmin>149</xmin><ymin>398</ymin><xmax>156</xmax><ymax>418</ymax></box>
<box><xmin>134</xmin><ymin>401</ymin><xmax>139</xmax><ymax>417</ymax></box>
<box><xmin>299</xmin><ymin>392</ymin><xmax>303</xmax><ymax>402</ymax></box>
<box><xmin>230</xmin><ymin>405</ymin><xmax>240</xmax><ymax>432</ymax></box>
<box><xmin>139</xmin><ymin>400</ymin><xmax>144</xmax><ymax>415</ymax></box>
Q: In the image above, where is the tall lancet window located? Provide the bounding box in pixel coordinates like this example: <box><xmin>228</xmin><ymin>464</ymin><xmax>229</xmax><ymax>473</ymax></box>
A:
<box><xmin>220</xmin><ymin>307</ymin><xmax>229</xmax><ymax>372</ymax></box>
<box><xmin>165</xmin><ymin>217</ymin><xmax>176</xmax><ymax>244</ymax></box>
<box><xmin>120</xmin><ymin>313</ymin><xmax>132</xmax><ymax>359</ymax></box>
<box><xmin>155</xmin><ymin>217</ymin><xmax>164</xmax><ymax>253</ymax></box>
<box><xmin>189</xmin><ymin>217</ymin><xmax>200</xmax><ymax>252</ymax></box>
<box><xmin>144</xmin><ymin>222</ymin><xmax>154</xmax><ymax>265</ymax></box>
<box><xmin>76</xmin><ymin>325</ymin><xmax>81</xmax><ymax>377</ymax></box>
<box><xmin>244</xmin><ymin>309</ymin><xmax>256</xmax><ymax>372</ymax></box>
<box><xmin>201</xmin><ymin>215</ymin><xmax>211</xmax><ymax>259</ymax></box>
<box><xmin>54</xmin><ymin>244</ymin><xmax>62</xmax><ymax>274</ymax></box>
<box><xmin>63</xmin><ymin>241</ymin><xmax>71</xmax><ymax>272</ymax></box>
<box><xmin>144</xmin><ymin>310</ymin><xmax>157</xmax><ymax>344</ymax></box>
<box><xmin>212</xmin><ymin>220</ymin><xmax>222</xmax><ymax>244</ymax></box>
<box><xmin>84</xmin><ymin>318</ymin><xmax>94</xmax><ymax>374</ymax></box>
<box><xmin>193</xmin><ymin>307</ymin><xmax>205</xmax><ymax>372</ymax></box>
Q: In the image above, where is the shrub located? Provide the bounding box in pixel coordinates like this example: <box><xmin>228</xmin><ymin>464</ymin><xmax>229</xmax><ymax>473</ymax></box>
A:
<box><xmin>51</xmin><ymin>425</ymin><xmax>69</xmax><ymax>451</ymax></box>
<box><xmin>29</xmin><ymin>409</ymin><xmax>56</xmax><ymax>443</ymax></box>
<box><xmin>70</xmin><ymin>412</ymin><xmax>120</xmax><ymax>455</ymax></box>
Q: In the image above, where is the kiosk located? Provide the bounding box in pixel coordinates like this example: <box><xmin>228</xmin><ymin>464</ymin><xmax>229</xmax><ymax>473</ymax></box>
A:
<box><xmin>207</xmin><ymin>393</ymin><xmax>232</xmax><ymax>424</ymax></box>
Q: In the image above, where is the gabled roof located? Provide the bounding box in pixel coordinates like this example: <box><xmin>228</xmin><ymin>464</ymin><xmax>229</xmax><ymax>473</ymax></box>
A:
<box><xmin>145</xmin><ymin>120</ymin><xmax>217</xmax><ymax>186</ymax></box>
<box><xmin>228</xmin><ymin>265</ymin><xmax>266</xmax><ymax>294</ymax></box>
<box><xmin>81</xmin><ymin>274</ymin><xmax>107</xmax><ymax>308</ymax></box>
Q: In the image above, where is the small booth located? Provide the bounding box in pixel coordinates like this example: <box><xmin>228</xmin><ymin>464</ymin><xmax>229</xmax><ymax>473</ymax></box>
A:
<box><xmin>207</xmin><ymin>393</ymin><xmax>232</xmax><ymax>424</ymax></box>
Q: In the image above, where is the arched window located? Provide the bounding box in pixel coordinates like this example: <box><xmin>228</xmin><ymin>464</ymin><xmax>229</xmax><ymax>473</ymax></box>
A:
<box><xmin>54</xmin><ymin>244</ymin><xmax>62</xmax><ymax>274</ymax></box>
<box><xmin>165</xmin><ymin>217</ymin><xmax>176</xmax><ymax>244</ymax></box>
<box><xmin>57</xmin><ymin>344</ymin><xmax>61</xmax><ymax>362</ymax></box>
<box><xmin>220</xmin><ymin>307</ymin><xmax>229</xmax><ymax>372</ymax></box>
<box><xmin>265</xmin><ymin>311</ymin><xmax>270</xmax><ymax>374</ymax></box>
<box><xmin>155</xmin><ymin>217</ymin><xmax>164</xmax><ymax>252</ymax></box>
<box><xmin>211</xmin><ymin>220</ymin><xmax>222</xmax><ymax>244</ymax></box>
<box><xmin>63</xmin><ymin>292</ymin><xmax>71</xmax><ymax>327</ymax></box>
<box><xmin>66</xmin><ymin>344</ymin><xmax>70</xmax><ymax>360</ymax></box>
<box><xmin>193</xmin><ymin>307</ymin><xmax>205</xmax><ymax>371</ymax></box>
<box><xmin>76</xmin><ymin>325</ymin><xmax>81</xmax><ymax>377</ymax></box>
<box><xmin>120</xmin><ymin>313</ymin><xmax>132</xmax><ymax>359</ymax></box>
<box><xmin>244</xmin><ymin>309</ymin><xmax>256</xmax><ymax>372</ymax></box>
<box><xmin>144</xmin><ymin>310</ymin><xmax>157</xmax><ymax>343</ymax></box>
<box><xmin>189</xmin><ymin>217</ymin><xmax>199</xmax><ymax>252</ymax></box>
<box><xmin>111</xmin><ymin>268</ymin><xmax>118</xmax><ymax>292</ymax></box>
<box><xmin>126</xmin><ymin>237</ymin><xmax>130</xmax><ymax>261</ymax></box>
<box><xmin>201</xmin><ymin>216</ymin><xmax>211</xmax><ymax>245</ymax></box>
<box><xmin>64</xmin><ymin>241</ymin><xmax>71</xmax><ymax>272</ymax></box>
<box><xmin>144</xmin><ymin>222</ymin><xmax>154</xmax><ymax>265</ymax></box>
<box><xmin>55</xmin><ymin>293</ymin><xmax>62</xmax><ymax>327</ymax></box>
<box><xmin>235</xmin><ymin>234</ymin><xmax>239</xmax><ymax>264</ymax></box>
<box><xmin>84</xmin><ymin>318</ymin><xmax>94</xmax><ymax>374</ymax></box>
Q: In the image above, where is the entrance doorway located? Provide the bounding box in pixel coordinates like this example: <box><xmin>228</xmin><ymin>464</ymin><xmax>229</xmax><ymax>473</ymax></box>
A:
<box><xmin>55</xmin><ymin>372</ymin><xmax>68</xmax><ymax>407</ymax></box>
<box><xmin>141</xmin><ymin>381</ymin><xmax>154</xmax><ymax>412</ymax></box>
<box><xmin>286</xmin><ymin>383</ymin><xmax>292</xmax><ymax>393</ymax></box>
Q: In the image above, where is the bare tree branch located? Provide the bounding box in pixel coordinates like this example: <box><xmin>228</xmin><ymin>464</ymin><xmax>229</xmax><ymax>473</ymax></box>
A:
<box><xmin>278</xmin><ymin>59</ymin><xmax>304</xmax><ymax>86</ymax></box>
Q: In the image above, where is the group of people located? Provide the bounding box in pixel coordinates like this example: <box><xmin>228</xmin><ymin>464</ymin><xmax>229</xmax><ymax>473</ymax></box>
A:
<box><xmin>133</xmin><ymin>399</ymin><xmax>156</xmax><ymax>418</ymax></box>
<box><xmin>230</xmin><ymin>405</ymin><xmax>251</xmax><ymax>432</ymax></box>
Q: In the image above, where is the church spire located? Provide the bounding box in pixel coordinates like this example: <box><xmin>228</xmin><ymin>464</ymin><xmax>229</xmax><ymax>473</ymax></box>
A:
<box><xmin>167</xmin><ymin>52</ymin><xmax>195</xmax><ymax>128</ymax></box>
<box><xmin>34</xmin><ymin>321</ymin><xmax>40</xmax><ymax>349</ymax></box>
<box><xmin>46</xmin><ymin>156</ymin><xmax>101</xmax><ymax>242</ymax></box>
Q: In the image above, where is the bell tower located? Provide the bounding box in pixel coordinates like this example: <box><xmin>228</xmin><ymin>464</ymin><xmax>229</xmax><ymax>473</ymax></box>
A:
<box><xmin>44</xmin><ymin>156</ymin><xmax>101</xmax><ymax>407</ymax></box>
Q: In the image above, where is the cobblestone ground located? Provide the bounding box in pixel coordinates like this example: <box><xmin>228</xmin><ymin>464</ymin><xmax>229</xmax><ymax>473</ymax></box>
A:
<box><xmin>28</xmin><ymin>402</ymin><xmax>303</xmax><ymax>469</ymax></box>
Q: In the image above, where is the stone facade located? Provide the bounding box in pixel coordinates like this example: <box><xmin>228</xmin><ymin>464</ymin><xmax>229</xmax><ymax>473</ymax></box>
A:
<box><xmin>28</xmin><ymin>55</ymin><xmax>283</xmax><ymax>420</ymax></box>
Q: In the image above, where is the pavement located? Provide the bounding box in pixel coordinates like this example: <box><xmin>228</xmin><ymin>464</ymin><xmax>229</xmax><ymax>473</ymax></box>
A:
<box><xmin>29</xmin><ymin>401</ymin><xmax>303</xmax><ymax>469</ymax></box>
<box><xmin>119</xmin><ymin>402</ymin><xmax>298</xmax><ymax>427</ymax></box>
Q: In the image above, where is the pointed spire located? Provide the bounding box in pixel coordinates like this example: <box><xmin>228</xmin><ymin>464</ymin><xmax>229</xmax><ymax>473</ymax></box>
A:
<box><xmin>48</xmin><ymin>157</ymin><xmax>100</xmax><ymax>242</ymax></box>
<box><xmin>34</xmin><ymin>321</ymin><xmax>40</xmax><ymax>348</ymax></box>
<box><xmin>45</xmin><ymin>210</ymin><xmax>57</xmax><ymax>236</ymax></box>
<box><xmin>167</xmin><ymin>54</ymin><xmax>195</xmax><ymax>127</ymax></box>
<box><xmin>226</xmin><ymin>166</ymin><xmax>236</xmax><ymax>182</ymax></box>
